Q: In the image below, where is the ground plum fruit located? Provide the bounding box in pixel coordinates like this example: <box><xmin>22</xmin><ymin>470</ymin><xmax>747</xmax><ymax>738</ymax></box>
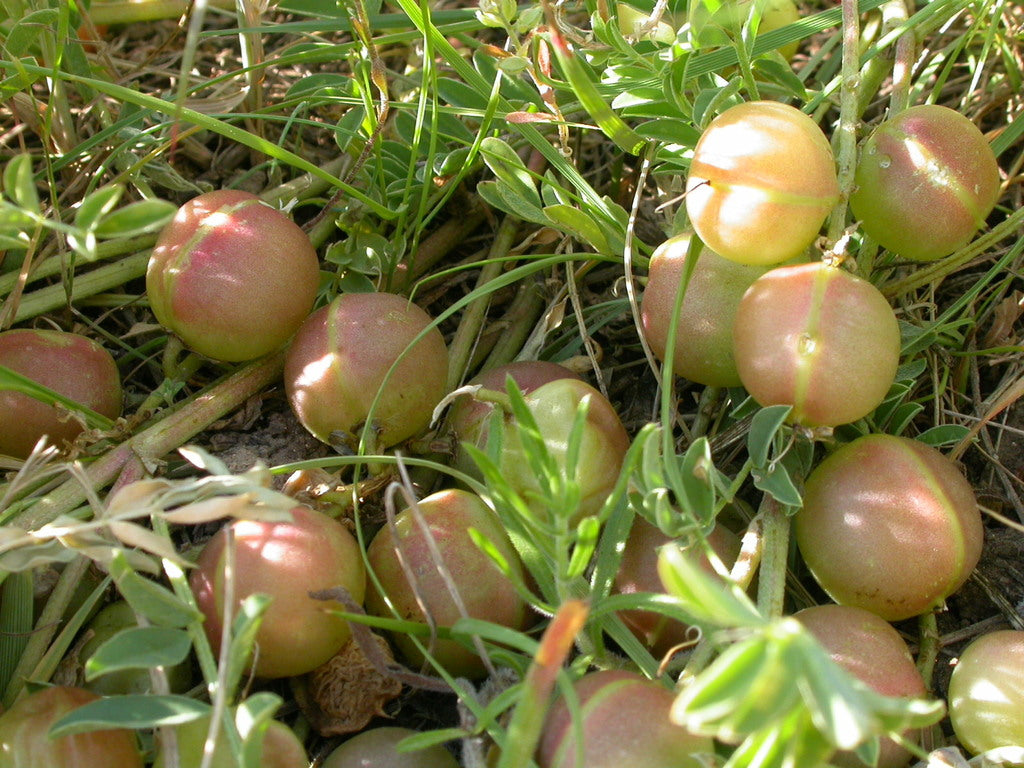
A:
<box><xmin>795</xmin><ymin>604</ymin><xmax>927</xmax><ymax>768</ymax></box>
<box><xmin>447</xmin><ymin>359</ymin><xmax>580</xmax><ymax>476</ymax></box>
<box><xmin>365</xmin><ymin>488</ymin><xmax>528</xmax><ymax>679</ymax></box>
<box><xmin>0</xmin><ymin>328</ymin><xmax>122</xmax><ymax>459</ymax></box>
<box><xmin>948</xmin><ymin>630</ymin><xmax>1024</xmax><ymax>755</ymax></box>
<box><xmin>495</xmin><ymin>378</ymin><xmax>630</xmax><ymax>522</ymax></box>
<box><xmin>190</xmin><ymin>504</ymin><xmax>366</xmax><ymax>679</ymax></box>
<box><xmin>685</xmin><ymin>101</ymin><xmax>839</xmax><ymax>266</ymax></box>
<box><xmin>641</xmin><ymin>233</ymin><xmax>769</xmax><ymax>387</ymax></box>
<box><xmin>153</xmin><ymin>713</ymin><xmax>308</xmax><ymax>768</ymax></box>
<box><xmin>850</xmin><ymin>105</ymin><xmax>1001</xmax><ymax>262</ymax></box>
<box><xmin>321</xmin><ymin>727</ymin><xmax>459</xmax><ymax>768</ymax></box>
<box><xmin>536</xmin><ymin>669</ymin><xmax>714</xmax><ymax>768</ymax></box>
<box><xmin>613</xmin><ymin>517</ymin><xmax>741</xmax><ymax>656</ymax></box>
<box><xmin>146</xmin><ymin>190</ymin><xmax>320</xmax><ymax>361</ymax></box>
<box><xmin>731</xmin><ymin>261</ymin><xmax>900</xmax><ymax>427</ymax></box>
<box><xmin>794</xmin><ymin>434</ymin><xmax>983</xmax><ymax>621</ymax></box>
<box><xmin>0</xmin><ymin>685</ymin><xmax>143</xmax><ymax>768</ymax></box>
<box><xmin>284</xmin><ymin>291</ymin><xmax>448</xmax><ymax>450</ymax></box>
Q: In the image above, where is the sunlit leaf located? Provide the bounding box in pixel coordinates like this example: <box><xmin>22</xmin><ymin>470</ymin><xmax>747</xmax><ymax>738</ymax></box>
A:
<box><xmin>84</xmin><ymin>627</ymin><xmax>192</xmax><ymax>681</ymax></box>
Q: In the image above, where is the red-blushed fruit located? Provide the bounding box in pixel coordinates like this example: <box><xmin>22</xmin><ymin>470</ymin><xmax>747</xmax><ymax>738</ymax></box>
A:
<box><xmin>795</xmin><ymin>604</ymin><xmax>928</xmax><ymax>768</ymax></box>
<box><xmin>850</xmin><ymin>105</ymin><xmax>1001</xmax><ymax>262</ymax></box>
<box><xmin>0</xmin><ymin>328</ymin><xmax>122</xmax><ymax>459</ymax></box>
<box><xmin>686</xmin><ymin>101</ymin><xmax>839</xmax><ymax>266</ymax></box>
<box><xmin>613</xmin><ymin>517</ymin><xmax>741</xmax><ymax>657</ymax></box>
<box><xmin>641</xmin><ymin>233</ymin><xmax>769</xmax><ymax>387</ymax></box>
<box><xmin>794</xmin><ymin>434</ymin><xmax>983</xmax><ymax>622</ymax></box>
<box><xmin>447</xmin><ymin>360</ymin><xmax>581</xmax><ymax>476</ymax></box>
<box><xmin>731</xmin><ymin>261</ymin><xmax>900</xmax><ymax>427</ymax></box>
<box><xmin>321</xmin><ymin>726</ymin><xmax>459</xmax><ymax>768</ymax></box>
<box><xmin>190</xmin><ymin>505</ymin><xmax>366</xmax><ymax>679</ymax></box>
<box><xmin>146</xmin><ymin>190</ymin><xmax>320</xmax><ymax>362</ymax></box>
<box><xmin>153</xmin><ymin>713</ymin><xmax>307</xmax><ymax>768</ymax></box>
<box><xmin>948</xmin><ymin>630</ymin><xmax>1024</xmax><ymax>755</ymax></box>
<box><xmin>497</xmin><ymin>378</ymin><xmax>630</xmax><ymax>522</ymax></box>
<box><xmin>284</xmin><ymin>291</ymin><xmax>449</xmax><ymax>450</ymax></box>
<box><xmin>536</xmin><ymin>669</ymin><xmax>715</xmax><ymax>768</ymax></box>
<box><xmin>364</xmin><ymin>489</ymin><xmax>528</xmax><ymax>679</ymax></box>
<box><xmin>0</xmin><ymin>685</ymin><xmax>143</xmax><ymax>768</ymax></box>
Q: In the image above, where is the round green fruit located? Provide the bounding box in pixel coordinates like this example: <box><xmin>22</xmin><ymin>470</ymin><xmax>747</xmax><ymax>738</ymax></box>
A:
<box><xmin>0</xmin><ymin>328</ymin><xmax>122</xmax><ymax>459</ymax></box>
<box><xmin>641</xmin><ymin>233</ymin><xmax>769</xmax><ymax>387</ymax></box>
<box><xmin>284</xmin><ymin>291</ymin><xmax>449</xmax><ymax>450</ymax></box>
<box><xmin>365</xmin><ymin>488</ymin><xmax>528</xmax><ymax>679</ymax></box>
<box><xmin>536</xmin><ymin>669</ymin><xmax>715</xmax><ymax>768</ymax></box>
<box><xmin>322</xmin><ymin>727</ymin><xmax>459</xmax><ymax>768</ymax></box>
<box><xmin>948</xmin><ymin>630</ymin><xmax>1024</xmax><ymax>755</ymax></box>
<box><xmin>686</xmin><ymin>101</ymin><xmax>839</xmax><ymax>266</ymax></box>
<box><xmin>146</xmin><ymin>190</ymin><xmax>320</xmax><ymax>361</ymax></box>
<box><xmin>190</xmin><ymin>505</ymin><xmax>366</xmax><ymax>679</ymax></box>
<box><xmin>795</xmin><ymin>604</ymin><xmax>927</xmax><ymax>768</ymax></box>
<box><xmin>79</xmin><ymin>600</ymin><xmax>192</xmax><ymax>696</ymax></box>
<box><xmin>850</xmin><ymin>105</ymin><xmax>1001</xmax><ymax>262</ymax></box>
<box><xmin>731</xmin><ymin>261</ymin><xmax>900</xmax><ymax>427</ymax></box>
<box><xmin>689</xmin><ymin>0</ymin><xmax>800</xmax><ymax>60</ymax></box>
<box><xmin>794</xmin><ymin>434</ymin><xmax>983</xmax><ymax>622</ymax></box>
<box><xmin>447</xmin><ymin>360</ymin><xmax>580</xmax><ymax>476</ymax></box>
<box><xmin>496</xmin><ymin>378</ymin><xmax>630</xmax><ymax>522</ymax></box>
<box><xmin>154</xmin><ymin>713</ymin><xmax>307</xmax><ymax>768</ymax></box>
<box><xmin>0</xmin><ymin>685</ymin><xmax>143</xmax><ymax>768</ymax></box>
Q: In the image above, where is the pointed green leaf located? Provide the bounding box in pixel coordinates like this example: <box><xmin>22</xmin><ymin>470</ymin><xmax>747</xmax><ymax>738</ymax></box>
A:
<box><xmin>657</xmin><ymin>543</ymin><xmax>763</xmax><ymax>629</ymax></box>
<box><xmin>543</xmin><ymin>204</ymin><xmax>610</xmax><ymax>254</ymax></box>
<box><xmin>49</xmin><ymin>694</ymin><xmax>209</xmax><ymax>737</ymax></box>
<box><xmin>84</xmin><ymin>627</ymin><xmax>192</xmax><ymax>681</ymax></box>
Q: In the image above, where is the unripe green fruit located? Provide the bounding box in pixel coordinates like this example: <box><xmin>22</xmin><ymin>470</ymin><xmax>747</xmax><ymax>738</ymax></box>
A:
<box><xmin>794</xmin><ymin>434</ymin><xmax>983</xmax><ymax>622</ymax></box>
<box><xmin>850</xmin><ymin>105</ymin><xmax>1001</xmax><ymax>262</ymax></box>
<box><xmin>146</xmin><ymin>190</ymin><xmax>320</xmax><ymax>361</ymax></box>
<box><xmin>795</xmin><ymin>604</ymin><xmax>927</xmax><ymax>768</ymax></box>
<box><xmin>79</xmin><ymin>600</ymin><xmax>192</xmax><ymax>696</ymax></box>
<box><xmin>497</xmin><ymin>378</ymin><xmax>630</xmax><ymax>522</ymax></box>
<box><xmin>153</xmin><ymin>713</ymin><xmax>307</xmax><ymax>768</ymax></box>
<box><xmin>536</xmin><ymin>669</ymin><xmax>714</xmax><ymax>768</ymax></box>
<box><xmin>322</xmin><ymin>727</ymin><xmax>459</xmax><ymax>768</ymax></box>
<box><xmin>689</xmin><ymin>0</ymin><xmax>800</xmax><ymax>60</ymax></box>
<box><xmin>447</xmin><ymin>360</ymin><xmax>580</xmax><ymax>476</ymax></box>
<box><xmin>0</xmin><ymin>328</ymin><xmax>122</xmax><ymax>459</ymax></box>
<box><xmin>948</xmin><ymin>630</ymin><xmax>1024</xmax><ymax>755</ymax></box>
<box><xmin>284</xmin><ymin>291</ymin><xmax>449</xmax><ymax>449</ymax></box>
<box><xmin>732</xmin><ymin>261</ymin><xmax>900</xmax><ymax>427</ymax></box>
<box><xmin>686</xmin><ymin>101</ymin><xmax>839</xmax><ymax>266</ymax></box>
<box><xmin>190</xmin><ymin>505</ymin><xmax>366</xmax><ymax>679</ymax></box>
<box><xmin>0</xmin><ymin>685</ymin><xmax>143</xmax><ymax>768</ymax></box>
<box><xmin>641</xmin><ymin>233</ymin><xmax>769</xmax><ymax>387</ymax></box>
<box><xmin>365</xmin><ymin>489</ymin><xmax>528</xmax><ymax>679</ymax></box>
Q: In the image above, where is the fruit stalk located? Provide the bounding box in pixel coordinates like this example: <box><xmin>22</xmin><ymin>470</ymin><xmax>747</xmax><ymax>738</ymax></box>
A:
<box><xmin>826</xmin><ymin>0</ymin><xmax>863</xmax><ymax>246</ymax></box>
<box><xmin>755</xmin><ymin>496</ymin><xmax>790</xmax><ymax>619</ymax></box>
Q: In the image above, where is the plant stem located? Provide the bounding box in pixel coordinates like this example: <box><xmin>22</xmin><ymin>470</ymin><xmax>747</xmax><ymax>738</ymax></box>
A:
<box><xmin>755</xmin><ymin>496</ymin><xmax>790</xmax><ymax>619</ymax></box>
<box><xmin>826</xmin><ymin>0</ymin><xmax>863</xmax><ymax>247</ymax></box>
<box><xmin>446</xmin><ymin>216</ymin><xmax>520</xmax><ymax>391</ymax></box>
<box><xmin>916</xmin><ymin>611</ymin><xmax>940</xmax><ymax>692</ymax></box>
<box><xmin>7</xmin><ymin>352</ymin><xmax>285</xmax><ymax>531</ymax></box>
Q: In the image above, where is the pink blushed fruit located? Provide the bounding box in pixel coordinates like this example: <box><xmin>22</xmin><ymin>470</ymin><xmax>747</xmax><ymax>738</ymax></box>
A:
<box><xmin>284</xmin><ymin>291</ymin><xmax>449</xmax><ymax>450</ymax></box>
<box><xmin>146</xmin><ymin>190</ymin><xmax>320</xmax><ymax>361</ymax></box>
<box><xmin>0</xmin><ymin>328</ymin><xmax>122</xmax><ymax>459</ymax></box>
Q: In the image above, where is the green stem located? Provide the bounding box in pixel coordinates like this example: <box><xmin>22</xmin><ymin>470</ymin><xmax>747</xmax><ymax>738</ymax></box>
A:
<box><xmin>755</xmin><ymin>496</ymin><xmax>790</xmax><ymax>619</ymax></box>
<box><xmin>6</xmin><ymin>352</ymin><xmax>285</xmax><ymax>531</ymax></box>
<box><xmin>12</xmin><ymin>252</ymin><xmax>149</xmax><ymax>325</ymax></box>
<box><xmin>446</xmin><ymin>216</ymin><xmax>519</xmax><ymax>391</ymax></box>
<box><xmin>826</xmin><ymin>0</ymin><xmax>863</xmax><ymax>247</ymax></box>
<box><xmin>478</xmin><ymin>275</ymin><xmax>546</xmax><ymax>371</ymax></box>
<box><xmin>916</xmin><ymin>611</ymin><xmax>939</xmax><ymax>693</ymax></box>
